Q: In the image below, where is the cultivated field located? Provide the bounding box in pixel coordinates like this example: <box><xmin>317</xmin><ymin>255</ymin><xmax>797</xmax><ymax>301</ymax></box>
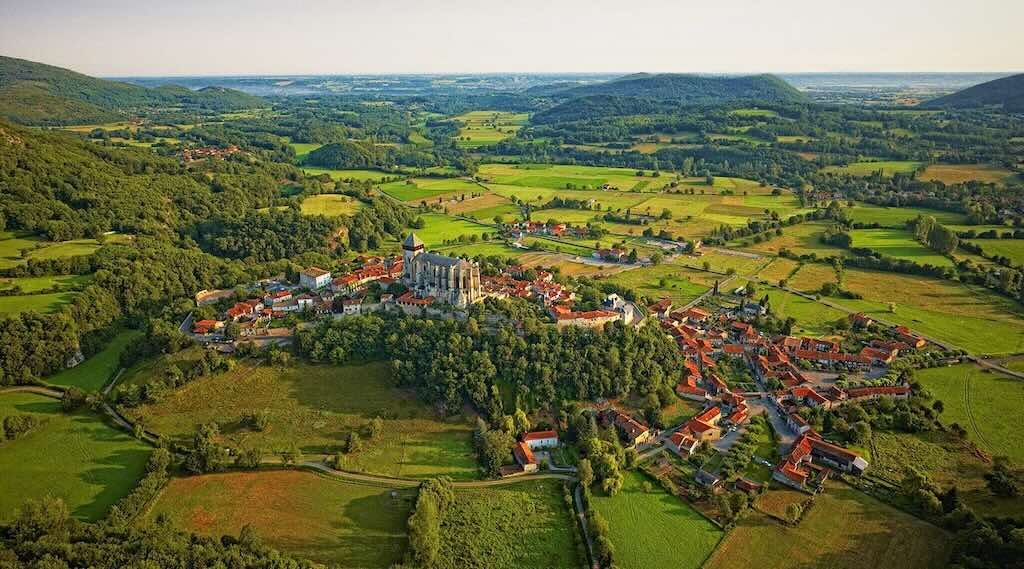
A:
<box><xmin>846</xmin><ymin>204</ymin><xmax>968</xmax><ymax>227</ymax></box>
<box><xmin>787</xmin><ymin>263</ymin><xmax>837</xmax><ymax>292</ymax></box>
<box><xmin>755</xmin><ymin>257</ymin><xmax>801</xmax><ymax>284</ymax></box>
<box><xmin>604</xmin><ymin>264</ymin><xmax>709</xmax><ymax>305</ymax></box>
<box><xmin>127</xmin><ymin>361</ymin><xmax>479</xmax><ymax>479</ymax></box>
<box><xmin>302</xmin><ymin>167</ymin><xmax>396</xmax><ymax>182</ymax></box>
<box><xmin>453</xmin><ymin>111</ymin><xmax>527</xmax><ymax>148</ymax></box>
<box><xmin>914</xmin><ymin>364</ymin><xmax>1024</xmax><ymax>463</ymax></box>
<box><xmin>289</xmin><ymin>142</ymin><xmax>322</xmax><ymax>162</ymax></box>
<box><xmin>591</xmin><ymin>471</ymin><xmax>722</xmax><ymax>569</ymax></box>
<box><xmin>437</xmin><ymin>479</ymin><xmax>582</xmax><ymax>569</ymax></box>
<box><xmin>148</xmin><ymin>470</ymin><xmax>414</xmax><ymax>568</ymax></box>
<box><xmin>299</xmin><ymin>194</ymin><xmax>364</xmax><ymax>217</ymax></box>
<box><xmin>381</xmin><ymin>177</ymin><xmax>481</xmax><ymax>202</ymax></box>
<box><xmin>0</xmin><ymin>392</ymin><xmax>150</xmax><ymax>522</ymax></box>
<box><xmin>704</xmin><ymin>483</ymin><xmax>951</xmax><ymax>569</ymax></box>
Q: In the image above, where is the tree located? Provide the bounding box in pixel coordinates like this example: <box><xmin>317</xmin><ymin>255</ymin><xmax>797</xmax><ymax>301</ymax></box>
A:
<box><xmin>578</xmin><ymin>458</ymin><xmax>595</xmax><ymax>489</ymax></box>
<box><xmin>281</xmin><ymin>443</ymin><xmax>302</xmax><ymax>467</ymax></box>
<box><xmin>345</xmin><ymin>432</ymin><xmax>363</xmax><ymax>454</ymax></box>
<box><xmin>642</xmin><ymin>481</ymin><xmax>653</xmax><ymax>493</ymax></box>
<box><xmin>11</xmin><ymin>495</ymin><xmax>70</xmax><ymax>543</ymax></box>
<box><xmin>651</xmin><ymin>251</ymin><xmax>664</xmax><ymax>265</ymax></box>
<box><xmin>236</xmin><ymin>448</ymin><xmax>262</xmax><ymax>469</ymax></box>
<box><xmin>61</xmin><ymin>386</ymin><xmax>87</xmax><ymax>412</ymax></box>
<box><xmin>183</xmin><ymin>423</ymin><xmax>229</xmax><ymax>474</ymax></box>
<box><xmin>367</xmin><ymin>416</ymin><xmax>384</xmax><ymax>440</ymax></box>
<box><xmin>786</xmin><ymin>502</ymin><xmax>802</xmax><ymax>524</ymax></box>
<box><xmin>224</xmin><ymin>321</ymin><xmax>241</xmax><ymax>340</ymax></box>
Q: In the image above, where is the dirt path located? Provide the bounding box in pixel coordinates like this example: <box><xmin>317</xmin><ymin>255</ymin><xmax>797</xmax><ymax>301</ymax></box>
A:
<box><xmin>0</xmin><ymin>385</ymin><xmax>64</xmax><ymax>398</ymax></box>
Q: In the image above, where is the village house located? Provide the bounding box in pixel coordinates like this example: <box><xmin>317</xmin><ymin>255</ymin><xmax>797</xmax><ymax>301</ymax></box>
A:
<box><xmin>605</xmin><ymin>409</ymin><xmax>655</xmax><ymax>447</ymax></box>
<box><xmin>299</xmin><ymin>267</ymin><xmax>332</xmax><ymax>290</ymax></box>
<box><xmin>521</xmin><ymin>430</ymin><xmax>559</xmax><ymax>450</ymax></box>
<box><xmin>512</xmin><ymin>441</ymin><xmax>539</xmax><ymax>473</ymax></box>
<box><xmin>550</xmin><ymin>305</ymin><xmax>622</xmax><ymax>329</ymax></box>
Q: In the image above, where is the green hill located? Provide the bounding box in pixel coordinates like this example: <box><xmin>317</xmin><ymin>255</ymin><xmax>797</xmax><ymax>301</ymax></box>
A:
<box><xmin>922</xmin><ymin>73</ymin><xmax>1024</xmax><ymax>111</ymax></box>
<box><xmin>554</xmin><ymin>73</ymin><xmax>807</xmax><ymax>104</ymax></box>
<box><xmin>0</xmin><ymin>55</ymin><xmax>265</xmax><ymax>125</ymax></box>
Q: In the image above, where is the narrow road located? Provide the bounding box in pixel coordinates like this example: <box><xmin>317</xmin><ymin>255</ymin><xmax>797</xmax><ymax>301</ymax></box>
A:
<box><xmin>0</xmin><ymin>385</ymin><xmax>64</xmax><ymax>398</ymax></box>
<box><xmin>301</xmin><ymin>460</ymin><xmax>576</xmax><ymax>488</ymax></box>
<box><xmin>574</xmin><ymin>484</ymin><xmax>600</xmax><ymax>569</ymax></box>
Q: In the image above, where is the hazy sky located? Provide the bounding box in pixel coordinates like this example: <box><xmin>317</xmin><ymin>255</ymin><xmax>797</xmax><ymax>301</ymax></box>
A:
<box><xmin>1</xmin><ymin>0</ymin><xmax>1021</xmax><ymax>76</ymax></box>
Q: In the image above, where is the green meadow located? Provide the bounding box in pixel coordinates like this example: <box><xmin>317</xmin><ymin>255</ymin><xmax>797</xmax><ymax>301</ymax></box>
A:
<box><xmin>968</xmin><ymin>239</ymin><xmax>1024</xmax><ymax>267</ymax></box>
<box><xmin>848</xmin><ymin>228</ymin><xmax>954</xmax><ymax>267</ymax></box>
<box><xmin>302</xmin><ymin>167</ymin><xmax>396</xmax><ymax>182</ymax></box>
<box><xmin>822</xmin><ymin>161</ymin><xmax>923</xmax><ymax>177</ymax></box>
<box><xmin>412</xmin><ymin>213</ymin><xmax>493</xmax><ymax>246</ymax></box>
<box><xmin>381</xmin><ymin>177</ymin><xmax>481</xmax><ymax>202</ymax></box>
<box><xmin>846</xmin><ymin>204</ymin><xmax>969</xmax><ymax>227</ymax></box>
<box><xmin>0</xmin><ymin>392</ymin><xmax>150</xmax><ymax>522</ymax></box>
<box><xmin>299</xmin><ymin>194</ymin><xmax>364</xmax><ymax>217</ymax></box>
<box><xmin>47</xmin><ymin>329</ymin><xmax>142</xmax><ymax>391</ymax></box>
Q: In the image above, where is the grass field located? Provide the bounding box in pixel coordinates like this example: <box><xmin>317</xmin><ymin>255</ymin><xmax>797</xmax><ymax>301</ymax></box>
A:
<box><xmin>435</xmin><ymin>241</ymin><xmax>525</xmax><ymax>259</ymax></box>
<box><xmin>822</xmin><ymin>161</ymin><xmax>923</xmax><ymax>177</ymax></box>
<box><xmin>0</xmin><ymin>392</ymin><xmax>150</xmax><ymax>522</ymax></box>
<box><xmin>828</xmin><ymin>268</ymin><xmax>1024</xmax><ymax>355</ymax></box>
<box><xmin>914</xmin><ymin>364</ymin><xmax>1024</xmax><ymax>463</ymax></box>
<box><xmin>47</xmin><ymin>329</ymin><xmax>142</xmax><ymax>391</ymax></box>
<box><xmin>0</xmin><ymin>273</ymin><xmax>92</xmax><ymax>293</ymax></box>
<box><xmin>730</xmin><ymin>108</ymin><xmax>779</xmax><ymax>118</ymax></box>
<box><xmin>741</xmin><ymin>222</ymin><xmax>849</xmax><ymax>258</ymax></box>
<box><xmin>0</xmin><ymin>291</ymin><xmax>79</xmax><ymax>315</ymax></box>
<box><xmin>591</xmin><ymin>470</ymin><xmax>721</xmax><ymax>569</ymax></box>
<box><xmin>920</xmin><ymin>163</ymin><xmax>1020</xmax><ymax>186</ymax></box>
<box><xmin>869</xmin><ymin>430</ymin><xmax>1024</xmax><ymax>518</ymax></box>
<box><xmin>127</xmin><ymin>360</ymin><xmax>478</xmax><ymax>480</ymax></box>
<box><xmin>787</xmin><ymin>263</ymin><xmax>837</xmax><ymax>292</ymax></box>
<box><xmin>968</xmin><ymin>239</ymin><xmax>1024</xmax><ymax>267</ymax></box>
<box><xmin>706</xmin><ymin>483</ymin><xmax>950</xmax><ymax>569</ymax></box>
<box><xmin>299</xmin><ymin>194</ymin><xmax>364</xmax><ymax>217</ymax></box>
<box><xmin>437</xmin><ymin>479</ymin><xmax>582</xmax><ymax>569</ymax></box>
<box><xmin>0</xmin><ymin>231</ymin><xmax>103</xmax><ymax>269</ymax></box>
<box><xmin>480</xmin><ymin>163</ymin><xmax>662</xmax><ymax>192</ymax></box>
<box><xmin>761</xmin><ymin>288</ymin><xmax>846</xmax><ymax>336</ymax></box>
<box><xmin>755</xmin><ymin>257</ymin><xmax>801</xmax><ymax>284</ymax></box>
<box><xmin>302</xmin><ymin>167</ymin><xmax>396</xmax><ymax>182</ymax></box>
<box><xmin>444</xmin><ymin>192</ymin><xmax>515</xmax><ymax>216</ymax></box>
<box><xmin>413</xmin><ymin>213</ymin><xmax>493</xmax><ymax>246</ymax></box>
<box><xmin>849</xmin><ymin>228</ymin><xmax>955</xmax><ymax>267</ymax></box>
<box><xmin>381</xmin><ymin>177</ymin><xmax>481</xmax><ymax>202</ymax></box>
<box><xmin>148</xmin><ymin>470</ymin><xmax>414</xmax><ymax>568</ymax></box>
<box><xmin>289</xmin><ymin>142</ymin><xmax>322</xmax><ymax>162</ymax></box>
<box><xmin>453</xmin><ymin>111</ymin><xmax>528</xmax><ymax>148</ymax></box>
<box><xmin>847</xmin><ymin>204</ymin><xmax>968</xmax><ymax>227</ymax></box>
<box><xmin>604</xmin><ymin>264</ymin><xmax>710</xmax><ymax>305</ymax></box>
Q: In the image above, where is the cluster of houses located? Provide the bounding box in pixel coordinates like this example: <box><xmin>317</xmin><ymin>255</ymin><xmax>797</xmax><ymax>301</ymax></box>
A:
<box><xmin>507</xmin><ymin>430</ymin><xmax>560</xmax><ymax>475</ymax></box>
<box><xmin>503</xmin><ymin>220</ymin><xmax>590</xmax><ymax>240</ymax></box>
<box><xmin>180</xmin><ymin>145</ymin><xmax>240</xmax><ymax>162</ymax></box>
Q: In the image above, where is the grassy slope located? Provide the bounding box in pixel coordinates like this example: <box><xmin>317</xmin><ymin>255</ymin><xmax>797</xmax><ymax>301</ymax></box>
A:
<box><xmin>413</xmin><ymin>213</ymin><xmax>492</xmax><ymax>247</ymax></box>
<box><xmin>0</xmin><ymin>392</ymin><xmax>150</xmax><ymax>522</ymax></box>
<box><xmin>127</xmin><ymin>360</ymin><xmax>478</xmax><ymax>480</ymax></box>
<box><xmin>148</xmin><ymin>470</ymin><xmax>414</xmax><ymax>568</ymax></box>
<box><xmin>47</xmin><ymin>329</ymin><xmax>142</xmax><ymax>391</ymax></box>
<box><xmin>591</xmin><ymin>470</ymin><xmax>721</xmax><ymax>569</ymax></box>
<box><xmin>849</xmin><ymin>228</ymin><xmax>954</xmax><ymax>267</ymax></box>
<box><xmin>299</xmin><ymin>194</ymin><xmax>364</xmax><ymax>217</ymax></box>
<box><xmin>705</xmin><ymin>483</ymin><xmax>951</xmax><ymax>569</ymax></box>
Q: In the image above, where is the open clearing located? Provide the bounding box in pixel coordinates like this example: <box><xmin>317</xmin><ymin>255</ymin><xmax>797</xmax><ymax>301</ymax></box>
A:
<box><xmin>0</xmin><ymin>231</ymin><xmax>104</xmax><ymax>269</ymax></box>
<box><xmin>437</xmin><ymin>479</ymin><xmax>582</xmax><ymax>569</ymax></box>
<box><xmin>604</xmin><ymin>263</ymin><xmax>709</xmax><ymax>305</ymax></box>
<box><xmin>762</xmin><ymin>288</ymin><xmax>846</xmax><ymax>336</ymax></box>
<box><xmin>822</xmin><ymin>160</ymin><xmax>923</xmax><ymax>177</ymax></box>
<box><xmin>741</xmin><ymin>222</ymin><xmax>848</xmax><ymax>258</ymax></box>
<box><xmin>914</xmin><ymin>363</ymin><xmax>1024</xmax><ymax>463</ymax></box>
<box><xmin>453</xmin><ymin>111</ymin><xmax>527</xmax><ymax>148</ymax></box>
<box><xmin>414</xmin><ymin>213</ymin><xmax>493</xmax><ymax>246</ymax></box>
<box><xmin>47</xmin><ymin>329</ymin><xmax>142</xmax><ymax>391</ymax></box>
<box><xmin>849</xmin><ymin>228</ymin><xmax>954</xmax><ymax>267</ymax></box>
<box><xmin>0</xmin><ymin>392</ymin><xmax>150</xmax><ymax>522</ymax></box>
<box><xmin>302</xmin><ymin>167</ymin><xmax>396</xmax><ymax>182</ymax></box>
<box><xmin>847</xmin><ymin>204</ymin><xmax>968</xmax><ymax>227</ymax></box>
<box><xmin>591</xmin><ymin>470</ymin><xmax>721</xmax><ymax>569</ymax></box>
<box><xmin>704</xmin><ymin>483</ymin><xmax>951</xmax><ymax>569</ymax></box>
<box><xmin>920</xmin><ymin>163</ymin><xmax>1020</xmax><ymax>186</ymax></box>
<box><xmin>127</xmin><ymin>360</ymin><xmax>478</xmax><ymax>480</ymax></box>
<box><xmin>0</xmin><ymin>291</ymin><xmax>79</xmax><ymax>315</ymax></box>
<box><xmin>148</xmin><ymin>469</ymin><xmax>414</xmax><ymax>568</ymax></box>
<box><xmin>300</xmin><ymin>194</ymin><xmax>364</xmax><ymax>217</ymax></box>
<box><xmin>0</xmin><ymin>273</ymin><xmax>91</xmax><ymax>293</ymax></box>
<box><xmin>381</xmin><ymin>177</ymin><xmax>481</xmax><ymax>202</ymax></box>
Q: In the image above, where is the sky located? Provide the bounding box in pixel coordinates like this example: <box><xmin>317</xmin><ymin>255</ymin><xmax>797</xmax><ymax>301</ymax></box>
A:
<box><xmin>1</xmin><ymin>0</ymin><xmax>1021</xmax><ymax>77</ymax></box>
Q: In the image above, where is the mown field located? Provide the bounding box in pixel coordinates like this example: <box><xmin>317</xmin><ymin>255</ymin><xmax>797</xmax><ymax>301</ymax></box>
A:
<box><xmin>413</xmin><ymin>213</ymin><xmax>493</xmax><ymax>246</ymax></box>
<box><xmin>148</xmin><ymin>470</ymin><xmax>415</xmax><ymax>568</ymax></box>
<box><xmin>0</xmin><ymin>231</ymin><xmax>104</xmax><ymax>269</ymax></box>
<box><xmin>0</xmin><ymin>291</ymin><xmax>79</xmax><ymax>315</ymax></box>
<box><xmin>849</xmin><ymin>228</ymin><xmax>954</xmax><ymax>267</ymax></box>
<box><xmin>846</xmin><ymin>204</ymin><xmax>968</xmax><ymax>227</ymax></box>
<box><xmin>704</xmin><ymin>483</ymin><xmax>951</xmax><ymax>569</ymax></box>
<box><xmin>0</xmin><ymin>392</ymin><xmax>150</xmax><ymax>522</ymax></box>
<box><xmin>914</xmin><ymin>363</ymin><xmax>1024</xmax><ymax>463</ymax></box>
<box><xmin>968</xmin><ymin>238</ymin><xmax>1024</xmax><ymax>267</ymax></box>
<box><xmin>591</xmin><ymin>470</ymin><xmax>722</xmax><ymax>569</ymax></box>
<box><xmin>604</xmin><ymin>264</ymin><xmax>709</xmax><ymax>305</ymax></box>
<box><xmin>761</xmin><ymin>288</ymin><xmax>846</xmax><ymax>336</ymax></box>
<box><xmin>47</xmin><ymin>329</ymin><xmax>142</xmax><ymax>391</ymax></box>
<box><xmin>302</xmin><ymin>167</ymin><xmax>396</xmax><ymax>182</ymax></box>
<box><xmin>920</xmin><ymin>163</ymin><xmax>1020</xmax><ymax>186</ymax></box>
<box><xmin>822</xmin><ymin>160</ymin><xmax>923</xmax><ymax>177</ymax></box>
<box><xmin>126</xmin><ymin>360</ymin><xmax>479</xmax><ymax>480</ymax></box>
<box><xmin>437</xmin><ymin>479</ymin><xmax>582</xmax><ymax>569</ymax></box>
<box><xmin>787</xmin><ymin>262</ymin><xmax>837</xmax><ymax>292</ymax></box>
<box><xmin>0</xmin><ymin>273</ymin><xmax>92</xmax><ymax>293</ymax></box>
<box><xmin>288</xmin><ymin>142</ymin><xmax>322</xmax><ymax>162</ymax></box>
<box><xmin>299</xmin><ymin>194</ymin><xmax>364</xmax><ymax>217</ymax></box>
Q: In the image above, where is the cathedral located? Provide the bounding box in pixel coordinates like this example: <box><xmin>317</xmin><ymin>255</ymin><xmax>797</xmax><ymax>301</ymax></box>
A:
<box><xmin>401</xmin><ymin>233</ymin><xmax>482</xmax><ymax>308</ymax></box>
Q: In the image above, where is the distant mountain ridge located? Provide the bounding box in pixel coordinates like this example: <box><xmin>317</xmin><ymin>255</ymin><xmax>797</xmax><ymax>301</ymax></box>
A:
<box><xmin>922</xmin><ymin>73</ymin><xmax>1024</xmax><ymax>111</ymax></box>
<box><xmin>0</xmin><ymin>55</ymin><xmax>265</xmax><ymax>125</ymax></box>
<box><xmin>550</xmin><ymin>73</ymin><xmax>808</xmax><ymax>104</ymax></box>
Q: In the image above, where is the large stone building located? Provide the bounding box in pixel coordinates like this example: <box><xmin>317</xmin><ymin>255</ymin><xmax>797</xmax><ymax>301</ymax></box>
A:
<box><xmin>401</xmin><ymin>233</ymin><xmax>482</xmax><ymax>308</ymax></box>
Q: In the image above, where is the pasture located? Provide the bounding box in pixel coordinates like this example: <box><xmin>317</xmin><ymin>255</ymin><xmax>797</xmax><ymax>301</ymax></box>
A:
<box><xmin>968</xmin><ymin>238</ymin><xmax>1024</xmax><ymax>267</ymax></box>
<box><xmin>846</xmin><ymin>204</ymin><xmax>968</xmax><ymax>227</ymax></box>
<box><xmin>479</xmin><ymin>163</ymin><xmax>660</xmax><ymax>192</ymax></box>
<box><xmin>413</xmin><ymin>213</ymin><xmax>493</xmax><ymax>246</ymax></box>
<box><xmin>920</xmin><ymin>163</ymin><xmax>1020</xmax><ymax>186</ymax></box>
<box><xmin>755</xmin><ymin>257</ymin><xmax>801</xmax><ymax>284</ymax></box>
<box><xmin>127</xmin><ymin>361</ymin><xmax>479</xmax><ymax>480</ymax></box>
<box><xmin>822</xmin><ymin>160</ymin><xmax>923</xmax><ymax>177</ymax></box>
<box><xmin>437</xmin><ymin>479</ymin><xmax>582</xmax><ymax>569</ymax></box>
<box><xmin>453</xmin><ymin>111</ymin><xmax>528</xmax><ymax>148</ymax></box>
<box><xmin>302</xmin><ymin>167</ymin><xmax>396</xmax><ymax>182</ymax></box>
<box><xmin>604</xmin><ymin>263</ymin><xmax>709</xmax><ymax>305</ymax></box>
<box><xmin>869</xmin><ymin>430</ymin><xmax>1024</xmax><ymax>518</ymax></box>
<box><xmin>914</xmin><ymin>364</ymin><xmax>1024</xmax><ymax>463</ymax></box>
<box><xmin>47</xmin><ymin>329</ymin><xmax>142</xmax><ymax>391</ymax></box>
<box><xmin>148</xmin><ymin>470</ymin><xmax>414</xmax><ymax>568</ymax></box>
<box><xmin>705</xmin><ymin>483</ymin><xmax>951</xmax><ymax>569</ymax></box>
<box><xmin>299</xmin><ymin>194</ymin><xmax>364</xmax><ymax>217</ymax></box>
<box><xmin>0</xmin><ymin>392</ymin><xmax>150</xmax><ymax>522</ymax></box>
<box><xmin>0</xmin><ymin>273</ymin><xmax>91</xmax><ymax>293</ymax></box>
<box><xmin>761</xmin><ymin>288</ymin><xmax>846</xmax><ymax>336</ymax></box>
<box><xmin>0</xmin><ymin>291</ymin><xmax>78</xmax><ymax>315</ymax></box>
<box><xmin>590</xmin><ymin>470</ymin><xmax>722</xmax><ymax>569</ymax></box>
<box><xmin>380</xmin><ymin>177</ymin><xmax>481</xmax><ymax>202</ymax></box>
<box><xmin>0</xmin><ymin>232</ymin><xmax>104</xmax><ymax>269</ymax></box>
<box><xmin>740</xmin><ymin>221</ymin><xmax>849</xmax><ymax>258</ymax></box>
<box><xmin>848</xmin><ymin>228</ymin><xmax>955</xmax><ymax>267</ymax></box>
<box><xmin>787</xmin><ymin>263</ymin><xmax>837</xmax><ymax>292</ymax></box>
<box><xmin>289</xmin><ymin>142</ymin><xmax>322</xmax><ymax>162</ymax></box>
<box><xmin>828</xmin><ymin>268</ymin><xmax>1024</xmax><ymax>355</ymax></box>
